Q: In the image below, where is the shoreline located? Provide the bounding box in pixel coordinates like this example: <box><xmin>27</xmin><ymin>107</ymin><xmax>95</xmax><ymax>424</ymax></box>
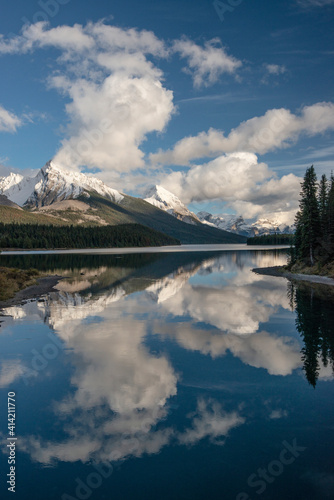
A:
<box><xmin>0</xmin><ymin>243</ymin><xmax>290</xmax><ymax>255</ymax></box>
<box><xmin>252</xmin><ymin>266</ymin><xmax>334</xmax><ymax>286</ymax></box>
<box><xmin>2</xmin><ymin>261</ymin><xmax>332</xmax><ymax>311</ymax></box>
<box><xmin>0</xmin><ymin>275</ymin><xmax>63</xmax><ymax>309</ymax></box>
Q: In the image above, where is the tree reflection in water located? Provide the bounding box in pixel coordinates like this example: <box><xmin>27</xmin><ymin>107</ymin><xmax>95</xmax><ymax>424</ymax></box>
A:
<box><xmin>290</xmin><ymin>281</ymin><xmax>334</xmax><ymax>387</ymax></box>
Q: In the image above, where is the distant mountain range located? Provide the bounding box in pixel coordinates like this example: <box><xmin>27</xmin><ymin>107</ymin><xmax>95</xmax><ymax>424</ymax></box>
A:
<box><xmin>0</xmin><ymin>160</ymin><xmax>293</xmax><ymax>242</ymax></box>
<box><xmin>196</xmin><ymin>212</ymin><xmax>294</xmax><ymax>238</ymax></box>
<box><xmin>0</xmin><ymin>161</ymin><xmax>245</xmax><ymax>244</ymax></box>
<box><xmin>143</xmin><ymin>185</ymin><xmax>294</xmax><ymax>237</ymax></box>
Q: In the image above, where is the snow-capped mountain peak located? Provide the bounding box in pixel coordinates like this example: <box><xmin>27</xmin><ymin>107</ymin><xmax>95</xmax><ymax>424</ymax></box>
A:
<box><xmin>145</xmin><ymin>185</ymin><xmax>185</xmax><ymax>210</ymax></box>
<box><xmin>0</xmin><ymin>160</ymin><xmax>124</xmax><ymax>207</ymax></box>
<box><xmin>144</xmin><ymin>185</ymin><xmax>200</xmax><ymax>225</ymax></box>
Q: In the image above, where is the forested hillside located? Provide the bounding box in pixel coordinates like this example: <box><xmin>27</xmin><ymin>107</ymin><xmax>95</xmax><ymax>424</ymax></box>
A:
<box><xmin>0</xmin><ymin>223</ymin><xmax>180</xmax><ymax>249</ymax></box>
<box><xmin>247</xmin><ymin>234</ymin><xmax>294</xmax><ymax>245</ymax></box>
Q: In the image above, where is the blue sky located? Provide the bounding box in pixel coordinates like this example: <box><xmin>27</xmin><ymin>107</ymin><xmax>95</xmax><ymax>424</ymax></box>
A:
<box><xmin>0</xmin><ymin>0</ymin><xmax>334</xmax><ymax>221</ymax></box>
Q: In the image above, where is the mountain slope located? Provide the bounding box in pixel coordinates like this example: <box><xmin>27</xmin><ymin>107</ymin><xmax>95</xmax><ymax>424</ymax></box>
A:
<box><xmin>83</xmin><ymin>193</ymin><xmax>246</xmax><ymax>244</ymax></box>
<box><xmin>0</xmin><ymin>205</ymin><xmax>70</xmax><ymax>225</ymax></box>
<box><xmin>0</xmin><ymin>194</ymin><xmax>22</xmax><ymax>210</ymax></box>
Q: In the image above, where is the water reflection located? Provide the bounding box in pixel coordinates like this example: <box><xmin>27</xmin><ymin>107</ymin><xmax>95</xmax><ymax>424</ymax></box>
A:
<box><xmin>290</xmin><ymin>282</ymin><xmax>334</xmax><ymax>387</ymax></box>
<box><xmin>0</xmin><ymin>249</ymin><xmax>331</xmax><ymax>475</ymax></box>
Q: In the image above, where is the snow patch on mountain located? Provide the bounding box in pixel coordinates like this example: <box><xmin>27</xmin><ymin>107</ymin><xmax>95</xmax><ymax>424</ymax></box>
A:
<box><xmin>144</xmin><ymin>185</ymin><xmax>200</xmax><ymax>225</ymax></box>
<box><xmin>0</xmin><ymin>172</ymin><xmax>40</xmax><ymax>206</ymax></box>
<box><xmin>0</xmin><ymin>172</ymin><xmax>23</xmax><ymax>191</ymax></box>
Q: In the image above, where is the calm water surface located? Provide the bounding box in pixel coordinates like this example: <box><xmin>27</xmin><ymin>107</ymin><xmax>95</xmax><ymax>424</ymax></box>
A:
<box><xmin>0</xmin><ymin>249</ymin><xmax>333</xmax><ymax>500</ymax></box>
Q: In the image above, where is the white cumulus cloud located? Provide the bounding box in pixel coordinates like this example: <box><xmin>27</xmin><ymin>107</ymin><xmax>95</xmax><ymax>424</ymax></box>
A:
<box><xmin>0</xmin><ymin>21</ymin><xmax>175</xmax><ymax>178</ymax></box>
<box><xmin>151</xmin><ymin>102</ymin><xmax>334</xmax><ymax>166</ymax></box>
<box><xmin>160</xmin><ymin>152</ymin><xmax>301</xmax><ymax>221</ymax></box>
<box><xmin>0</xmin><ymin>105</ymin><xmax>22</xmax><ymax>132</ymax></box>
<box><xmin>173</xmin><ymin>37</ymin><xmax>242</xmax><ymax>88</ymax></box>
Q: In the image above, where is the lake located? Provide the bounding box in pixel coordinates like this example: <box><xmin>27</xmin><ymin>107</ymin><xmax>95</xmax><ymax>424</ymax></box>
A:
<box><xmin>0</xmin><ymin>248</ymin><xmax>333</xmax><ymax>500</ymax></box>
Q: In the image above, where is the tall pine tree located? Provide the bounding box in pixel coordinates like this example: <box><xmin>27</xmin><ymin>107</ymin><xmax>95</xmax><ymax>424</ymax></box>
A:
<box><xmin>295</xmin><ymin>165</ymin><xmax>321</xmax><ymax>266</ymax></box>
<box><xmin>328</xmin><ymin>172</ymin><xmax>334</xmax><ymax>249</ymax></box>
<box><xmin>318</xmin><ymin>173</ymin><xmax>329</xmax><ymax>239</ymax></box>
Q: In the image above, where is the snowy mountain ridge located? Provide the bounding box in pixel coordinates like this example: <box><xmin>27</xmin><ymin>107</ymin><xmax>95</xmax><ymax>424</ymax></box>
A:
<box><xmin>144</xmin><ymin>185</ymin><xmax>200</xmax><ymax>225</ymax></box>
<box><xmin>0</xmin><ymin>160</ymin><xmax>124</xmax><ymax>207</ymax></box>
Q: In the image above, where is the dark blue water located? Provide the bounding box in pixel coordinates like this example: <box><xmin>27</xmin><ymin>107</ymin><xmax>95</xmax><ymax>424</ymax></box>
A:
<box><xmin>0</xmin><ymin>249</ymin><xmax>333</xmax><ymax>500</ymax></box>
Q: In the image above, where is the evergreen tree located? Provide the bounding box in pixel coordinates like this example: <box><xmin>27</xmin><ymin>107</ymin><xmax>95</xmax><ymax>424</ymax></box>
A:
<box><xmin>293</xmin><ymin>210</ymin><xmax>303</xmax><ymax>263</ymax></box>
<box><xmin>318</xmin><ymin>173</ymin><xmax>329</xmax><ymax>239</ymax></box>
<box><xmin>0</xmin><ymin>222</ymin><xmax>180</xmax><ymax>250</ymax></box>
<box><xmin>328</xmin><ymin>172</ymin><xmax>334</xmax><ymax>248</ymax></box>
<box><xmin>295</xmin><ymin>165</ymin><xmax>321</xmax><ymax>266</ymax></box>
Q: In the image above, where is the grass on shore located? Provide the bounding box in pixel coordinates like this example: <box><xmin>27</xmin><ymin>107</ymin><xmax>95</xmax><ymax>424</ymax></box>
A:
<box><xmin>0</xmin><ymin>267</ymin><xmax>41</xmax><ymax>301</ymax></box>
<box><xmin>287</xmin><ymin>260</ymin><xmax>334</xmax><ymax>279</ymax></box>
